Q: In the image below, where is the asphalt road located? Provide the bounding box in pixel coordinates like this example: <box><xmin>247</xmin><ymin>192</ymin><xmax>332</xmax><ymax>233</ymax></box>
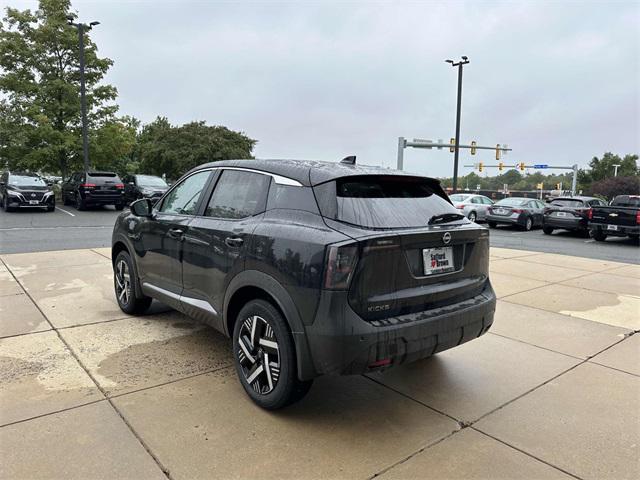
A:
<box><xmin>1</xmin><ymin>206</ymin><xmax>638</xmax><ymax>263</ymax></box>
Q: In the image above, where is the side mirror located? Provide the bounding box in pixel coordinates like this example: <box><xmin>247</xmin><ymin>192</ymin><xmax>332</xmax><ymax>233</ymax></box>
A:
<box><xmin>131</xmin><ymin>198</ymin><xmax>153</xmax><ymax>217</ymax></box>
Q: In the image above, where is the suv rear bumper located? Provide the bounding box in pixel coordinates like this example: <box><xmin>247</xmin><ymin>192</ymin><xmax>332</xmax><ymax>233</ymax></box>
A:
<box><xmin>304</xmin><ymin>281</ymin><xmax>496</xmax><ymax>376</ymax></box>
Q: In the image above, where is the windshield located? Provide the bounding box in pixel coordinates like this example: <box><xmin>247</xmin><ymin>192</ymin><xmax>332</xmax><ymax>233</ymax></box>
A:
<box><xmin>314</xmin><ymin>175</ymin><xmax>459</xmax><ymax>229</ymax></box>
<box><xmin>449</xmin><ymin>194</ymin><xmax>471</xmax><ymax>202</ymax></box>
<box><xmin>612</xmin><ymin>196</ymin><xmax>640</xmax><ymax>207</ymax></box>
<box><xmin>551</xmin><ymin>199</ymin><xmax>584</xmax><ymax>208</ymax></box>
<box><xmin>9</xmin><ymin>175</ymin><xmax>47</xmax><ymax>187</ymax></box>
<box><xmin>495</xmin><ymin>198</ymin><xmax>527</xmax><ymax>206</ymax></box>
<box><xmin>136</xmin><ymin>175</ymin><xmax>168</xmax><ymax>188</ymax></box>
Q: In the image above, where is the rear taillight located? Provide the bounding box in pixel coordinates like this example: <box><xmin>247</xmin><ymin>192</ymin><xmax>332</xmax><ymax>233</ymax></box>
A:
<box><xmin>324</xmin><ymin>244</ymin><xmax>359</xmax><ymax>290</ymax></box>
<box><xmin>115</xmin><ymin>183</ymin><xmax>124</xmax><ymax>189</ymax></box>
<box><xmin>588</xmin><ymin>208</ymin><xmax>593</xmax><ymax>220</ymax></box>
<box><xmin>636</xmin><ymin>211</ymin><xmax>640</xmax><ymax>225</ymax></box>
<box><xmin>80</xmin><ymin>183</ymin><xmax>96</xmax><ymax>189</ymax></box>
<box><xmin>456</xmin><ymin>205</ymin><xmax>464</xmax><ymax>209</ymax></box>
<box><xmin>512</xmin><ymin>208</ymin><xmax>523</xmax><ymax>214</ymax></box>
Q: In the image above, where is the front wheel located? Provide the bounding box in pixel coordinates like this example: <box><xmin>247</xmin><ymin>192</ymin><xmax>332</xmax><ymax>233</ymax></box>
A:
<box><xmin>592</xmin><ymin>229</ymin><xmax>607</xmax><ymax>242</ymax></box>
<box><xmin>233</xmin><ymin>299</ymin><xmax>312</xmax><ymax>410</ymax></box>
<box><xmin>113</xmin><ymin>251</ymin><xmax>152</xmax><ymax>314</ymax></box>
<box><xmin>46</xmin><ymin>203</ymin><xmax>55</xmax><ymax>212</ymax></box>
<box><xmin>115</xmin><ymin>202</ymin><xmax>124</xmax><ymax>211</ymax></box>
<box><xmin>543</xmin><ymin>226</ymin><xmax>554</xmax><ymax>235</ymax></box>
<box><xmin>488</xmin><ymin>222</ymin><xmax>497</xmax><ymax>228</ymax></box>
<box><xmin>3</xmin><ymin>196</ymin><xmax>13</xmax><ymax>212</ymax></box>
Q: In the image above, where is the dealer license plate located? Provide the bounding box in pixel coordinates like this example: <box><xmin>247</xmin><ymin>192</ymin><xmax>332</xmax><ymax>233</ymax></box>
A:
<box><xmin>607</xmin><ymin>224</ymin><xmax>618</xmax><ymax>231</ymax></box>
<box><xmin>423</xmin><ymin>247</ymin><xmax>455</xmax><ymax>276</ymax></box>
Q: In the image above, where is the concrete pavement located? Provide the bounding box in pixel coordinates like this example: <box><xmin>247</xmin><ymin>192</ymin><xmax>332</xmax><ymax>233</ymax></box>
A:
<box><xmin>0</xmin><ymin>247</ymin><xmax>638</xmax><ymax>479</ymax></box>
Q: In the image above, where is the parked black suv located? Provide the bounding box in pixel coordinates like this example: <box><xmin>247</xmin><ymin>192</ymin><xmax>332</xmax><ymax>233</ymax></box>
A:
<box><xmin>542</xmin><ymin>196</ymin><xmax>606</xmax><ymax>236</ymax></box>
<box><xmin>0</xmin><ymin>171</ymin><xmax>55</xmax><ymax>212</ymax></box>
<box><xmin>111</xmin><ymin>159</ymin><xmax>496</xmax><ymax>409</ymax></box>
<box><xmin>62</xmin><ymin>171</ymin><xmax>125</xmax><ymax>210</ymax></box>
<box><xmin>122</xmin><ymin>174</ymin><xmax>169</xmax><ymax>205</ymax></box>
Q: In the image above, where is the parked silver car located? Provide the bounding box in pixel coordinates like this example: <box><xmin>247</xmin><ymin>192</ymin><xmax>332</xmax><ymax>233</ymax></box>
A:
<box><xmin>449</xmin><ymin>193</ymin><xmax>494</xmax><ymax>222</ymax></box>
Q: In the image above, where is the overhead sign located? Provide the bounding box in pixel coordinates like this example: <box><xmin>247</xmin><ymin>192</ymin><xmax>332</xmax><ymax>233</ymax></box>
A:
<box><xmin>533</xmin><ymin>164</ymin><xmax>548</xmax><ymax>169</ymax></box>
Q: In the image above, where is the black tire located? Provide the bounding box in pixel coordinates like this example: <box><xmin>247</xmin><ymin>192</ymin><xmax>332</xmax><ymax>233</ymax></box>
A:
<box><xmin>233</xmin><ymin>299</ymin><xmax>312</xmax><ymax>410</ymax></box>
<box><xmin>63</xmin><ymin>193</ymin><xmax>72</xmax><ymax>206</ymax></box>
<box><xmin>543</xmin><ymin>226</ymin><xmax>554</xmax><ymax>235</ymax></box>
<box><xmin>115</xmin><ymin>203</ymin><xmax>124</xmax><ymax>211</ymax></box>
<box><xmin>592</xmin><ymin>229</ymin><xmax>607</xmax><ymax>242</ymax></box>
<box><xmin>488</xmin><ymin>222</ymin><xmax>497</xmax><ymax>228</ymax></box>
<box><xmin>75</xmin><ymin>193</ymin><xmax>86</xmax><ymax>211</ymax></box>
<box><xmin>3</xmin><ymin>196</ymin><xmax>13</xmax><ymax>212</ymax></box>
<box><xmin>46</xmin><ymin>203</ymin><xmax>55</xmax><ymax>212</ymax></box>
<box><xmin>468</xmin><ymin>211</ymin><xmax>477</xmax><ymax>223</ymax></box>
<box><xmin>522</xmin><ymin>216</ymin><xmax>533</xmax><ymax>231</ymax></box>
<box><xmin>113</xmin><ymin>251</ymin><xmax>152</xmax><ymax>314</ymax></box>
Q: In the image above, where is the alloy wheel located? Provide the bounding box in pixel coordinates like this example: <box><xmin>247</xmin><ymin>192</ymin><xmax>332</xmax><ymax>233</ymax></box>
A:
<box><xmin>237</xmin><ymin>315</ymin><xmax>281</xmax><ymax>395</ymax></box>
<box><xmin>115</xmin><ymin>259</ymin><xmax>131</xmax><ymax>306</ymax></box>
<box><xmin>468</xmin><ymin>211</ymin><xmax>477</xmax><ymax>222</ymax></box>
<box><xmin>525</xmin><ymin>217</ymin><xmax>532</xmax><ymax>230</ymax></box>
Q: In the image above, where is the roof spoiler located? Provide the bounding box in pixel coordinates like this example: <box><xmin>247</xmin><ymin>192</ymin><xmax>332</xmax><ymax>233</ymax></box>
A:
<box><xmin>340</xmin><ymin>155</ymin><xmax>356</xmax><ymax>165</ymax></box>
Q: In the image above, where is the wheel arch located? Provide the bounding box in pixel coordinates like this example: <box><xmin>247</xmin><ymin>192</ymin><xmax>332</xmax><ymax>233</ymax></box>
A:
<box><xmin>224</xmin><ymin>270</ymin><xmax>316</xmax><ymax>381</ymax></box>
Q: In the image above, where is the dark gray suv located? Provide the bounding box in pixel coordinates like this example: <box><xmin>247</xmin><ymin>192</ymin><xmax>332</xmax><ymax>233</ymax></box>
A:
<box><xmin>111</xmin><ymin>159</ymin><xmax>496</xmax><ymax>409</ymax></box>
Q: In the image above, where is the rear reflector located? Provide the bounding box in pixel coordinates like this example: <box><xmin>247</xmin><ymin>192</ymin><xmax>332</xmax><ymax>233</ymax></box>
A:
<box><xmin>368</xmin><ymin>358</ymin><xmax>392</xmax><ymax>368</ymax></box>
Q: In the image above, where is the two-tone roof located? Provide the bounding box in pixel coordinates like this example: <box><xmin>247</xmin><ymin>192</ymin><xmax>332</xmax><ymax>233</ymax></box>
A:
<box><xmin>191</xmin><ymin>159</ymin><xmax>422</xmax><ymax>187</ymax></box>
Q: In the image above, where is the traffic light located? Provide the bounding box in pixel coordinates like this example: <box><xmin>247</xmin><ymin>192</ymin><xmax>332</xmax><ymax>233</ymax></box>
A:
<box><xmin>519</xmin><ymin>162</ymin><xmax>526</xmax><ymax>171</ymax></box>
<box><xmin>498</xmin><ymin>162</ymin><xmax>504</xmax><ymax>171</ymax></box>
<box><xmin>478</xmin><ymin>162</ymin><xmax>484</xmax><ymax>172</ymax></box>
<box><xmin>495</xmin><ymin>144</ymin><xmax>501</xmax><ymax>160</ymax></box>
<box><xmin>470</xmin><ymin>141</ymin><xmax>477</xmax><ymax>155</ymax></box>
<box><xmin>449</xmin><ymin>138</ymin><xmax>455</xmax><ymax>153</ymax></box>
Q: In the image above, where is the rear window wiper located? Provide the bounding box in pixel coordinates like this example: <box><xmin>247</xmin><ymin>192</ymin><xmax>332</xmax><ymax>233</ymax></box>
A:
<box><xmin>428</xmin><ymin>213</ymin><xmax>465</xmax><ymax>225</ymax></box>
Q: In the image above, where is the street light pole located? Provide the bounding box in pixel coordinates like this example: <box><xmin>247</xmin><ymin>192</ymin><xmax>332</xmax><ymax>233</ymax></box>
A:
<box><xmin>67</xmin><ymin>17</ymin><xmax>100</xmax><ymax>174</ymax></box>
<box><xmin>445</xmin><ymin>56</ymin><xmax>470</xmax><ymax>193</ymax></box>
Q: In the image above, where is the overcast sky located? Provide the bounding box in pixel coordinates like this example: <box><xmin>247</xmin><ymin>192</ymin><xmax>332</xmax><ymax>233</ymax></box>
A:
<box><xmin>7</xmin><ymin>0</ymin><xmax>640</xmax><ymax>177</ymax></box>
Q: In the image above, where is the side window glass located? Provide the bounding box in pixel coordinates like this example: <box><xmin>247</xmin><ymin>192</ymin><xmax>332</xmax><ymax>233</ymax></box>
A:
<box><xmin>471</xmin><ymin>197</ymin><xmax>481</xmax><ymax>204</ymax></box>
<box><xmin>205</xmin><ymin>170</ymin><xmax>270</xmax><ymax>219</ymax></box>
<box><xmin>484</xmin><ymin>197</ymin><xmax>494</xmax><ymax>205</ymax></box>
<box><xmin>159</xmin><ymin>170</ymin><xmax>210</xmax><ymax>215</ymax></box>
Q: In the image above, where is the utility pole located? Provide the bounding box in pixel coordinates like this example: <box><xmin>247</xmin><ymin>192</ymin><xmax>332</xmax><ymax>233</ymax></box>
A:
<box><xmin>612</xmin><ymin>164</ymin><xmax>621</xmax><ymax>177</ymax></box>
<box><xmin>445</xmin><ymin>56</ymin><xmax>470</xmax><ymax>193</ymax></box>
<box><xmin>67</xmin><ymin>16</ymin><xmax>100</xmax><ymax>174</ymax></box>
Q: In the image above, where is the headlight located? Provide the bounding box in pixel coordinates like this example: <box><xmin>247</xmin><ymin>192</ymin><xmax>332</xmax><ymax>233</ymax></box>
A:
<box><xmin>43</xmin><ymin>191</ymin><xmax>54</xmax><ymax>198</ymax></box>
<box><xmin>8</xmin><ymin>190</ymin><xmax>22</xmax><ymax>198</ymax></box>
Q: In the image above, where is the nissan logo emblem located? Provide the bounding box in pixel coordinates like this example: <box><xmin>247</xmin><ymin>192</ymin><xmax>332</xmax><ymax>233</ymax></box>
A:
<box><xmin>443</xmin><ymin>232</ymin><xmax>452</xmax><ymax>244</ymax></box>
<box><xmin>31</xmin><ymin>193</ymin><xmax>36</xmax><ymax>198</ymax></box>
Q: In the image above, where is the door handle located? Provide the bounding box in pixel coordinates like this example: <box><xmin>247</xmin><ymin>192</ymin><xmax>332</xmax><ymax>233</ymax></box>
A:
<box><xmin>225</xmin><ymin>236</ymin><xmax>244</xmax><ymax>247</ymax></box>
<box><xmin>168</xmin><ymin>228</ymin><xmax>185</xmax><ymax>239</ymax></box>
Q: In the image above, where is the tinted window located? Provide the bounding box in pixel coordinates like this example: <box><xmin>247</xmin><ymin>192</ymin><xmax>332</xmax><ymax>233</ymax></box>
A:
<box><xmin>136</xmin><ymin>175</ymin><xmax>167</xmax><ymax>188</ymax></box>
<box><xmin>471</xmin><ymin>197</ymin><xmax>482</xmax><ymax>204</ymax></box>
<box><xmin>551</xmin><ymin>199</ymin><xmax>584</xmax><ymax>208</ymax></box>
<box><xmin>267</xmin><ymin>184</ymin><xmax>319</xmax><ymax>214</ymax></box>
<box><xmin>611</xmin><ymin>196</ymin><xmax>640</xmax><ymax>207</ymax></box>
<box><xmin>495</xmin><ymin>198</ymin><xmax>527</xmax><ymax>206</ymax></box>
<box><xmin>205</xmin><ymin>170</ymin><xmax>270</xmax><ymax>219</ymax></box>
<box><xmin>87</xmin><ymin>172</ymin><xmax>121</xmax><ymax>185</ymax></box>
<box><xmin>481</xmin><ymin>196</ymin><xmax>493</xmax><ymax>205</ymax></box>
<box><xmin>314</xmin><ymin>175</ymin><xmax>457</xmax><ymax>229</ymax></box>
<box><xmin>159</xmin><ymin>170</ymin><xmax>210</xmax><ymax>215</ymax></box>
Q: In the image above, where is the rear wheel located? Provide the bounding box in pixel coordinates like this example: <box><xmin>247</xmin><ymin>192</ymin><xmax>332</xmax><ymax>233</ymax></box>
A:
<box><xmin>592</xmin><ymin>229</ymin><xmax>607</xmax><ymax>242</ymax></box>
<box><xmin>113</xmin><ymin>251</ymin><xmax>152</xmax><ymax>314</ymax></box>
<box><xmin>115</xmin><ymin>202</ymin><xmax>124</xmax><ymax>211</ymax></box>
<box><xmin>233</xmin><ymin>299</ymin><xmax>312</xmax><ymax>409</ymax></box>
<box><xmin>468</xmin><ymin>211</ymin><xmax>477</xmax><ymax>223</ymax></box>
<box><xmin>522</xmin><ymin>216</ymin><xmax>533</xmax><ymax>231</ymax></box>
<box><xmin>488</xmin><ymin>222</ymin><xmax>497</xmax><ymax>228</ymax></box>
<box><xmin>543</xmin><ymin>226</ymin><xmax>554</xmax><ymax>235</ymax></box>
<box><xmin>63</xmin><ymin>193</ymin><xmax>71</xmax><ymax>205</ymax></box>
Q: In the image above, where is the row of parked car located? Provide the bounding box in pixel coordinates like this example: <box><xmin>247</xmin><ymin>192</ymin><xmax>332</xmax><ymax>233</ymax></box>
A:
<box><xmin>449</xmin><ymin>193</ymin><xmax>640</xmax><ymax>242</ymax></box>
<box><xmin>0</xmin><ymin>170</ymin><xmax>169</xmax><ymax>212</ymax></box>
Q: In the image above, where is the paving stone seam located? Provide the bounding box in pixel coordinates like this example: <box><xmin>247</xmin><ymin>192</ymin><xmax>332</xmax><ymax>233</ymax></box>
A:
<box><xmin>107</xmin><ymin>365</ymin><xmax>235</xmax><ymax>400</ymax></box>
<box><xmin>90</xmin><ymin>248</ymin><xmax>112</xmax><ymax>260</ymax></box>
<box><xmin>0</xmin><ymin>399</ymin><xmax>107</xmax><ymax>430</ymax></box>
<box><xmin>0</xmin><ymin>258</ymin><xmax>174</xmax><ymax>480</ymax></box>
<box><xmin>487</xmin><ymin>331</ymin><xmax>585</xmax><ymax>361</ymax></box>
<box><xmin>367</xmin><ymin>430</ymin><xmax>459</xmax><ymax>479</ymax></box>
<box><xmin>512</xmin><ymin>256</ymin><xmax>631</xmax><ymax>274</ymax></box>
<box><xmin>499</xmin><ymin>298</ymin><xmax>638</xmax><ymax>333</ymax></box>
<box><xmin>493</xmin><ymin>267</ymin><xmax>597</xmax><ymax>288</ymax></box>
<box><xmin>470</xmin><ymin>427</ymin><xmax>584</xmax><ymax>480</ymax></box>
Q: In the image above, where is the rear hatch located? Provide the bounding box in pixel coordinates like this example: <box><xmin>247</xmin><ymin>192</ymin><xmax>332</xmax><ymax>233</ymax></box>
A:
<box><xmin>314</xmin><ymin>175</ymin><xmax>489</xmax><ymax>321</ymax></box>
<box><xmin>545</xmin><ymin>198</ymin><xmax>588</xmax><ymax>220</ymax></box>
<box><xmin>86</xmin><ymin>172</ymin><xmax>124</xmax><ymax>197</ymax></box>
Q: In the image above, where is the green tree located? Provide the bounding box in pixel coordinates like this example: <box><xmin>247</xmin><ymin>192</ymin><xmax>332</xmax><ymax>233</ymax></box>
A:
<box><xmin>589</xmin><ymin>176</ymin><xmax>640</xmax><ymax>200</ymax></box>
<box><xmin>137</xmin><ymin>117</ymin><xmax>256</xmax><ymax>180</ymax></box>
<box><xmin>583</xmin><ymin>152</ymin><xmax>639</xmax><ymax>183</ymax></box>
<box><xmin>0</xmin><ymin>0</ymin><xmax>119</xmax><ymax>177</ymax></box>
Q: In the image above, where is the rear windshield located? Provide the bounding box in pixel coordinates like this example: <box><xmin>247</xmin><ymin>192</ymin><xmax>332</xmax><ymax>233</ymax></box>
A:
<box><xmin>136</xmin><ymin>175</ymin><xmax>167</xmax><ymax>188</ymax></box>
<box><xmin>551</xmin><ymin>199</ymin><xmax>584</xmax><ymax>208</ymax></box>
<box><xmin>495</xmin><ymin>198</ymin><xmax>527</xmax><ymax>206</ymax></box>
<box><xmin>314</xmin><ymin>175</ymin><xmax>457</xmax><ymax>229</ymax></box>
<box><xmin>612</xmin><ymin>196</ymin><xmax>640</xmax><ymax>207</ymax></box>
<box><xmin>88</xmin><ymin>172</ymin><xmax>121</xmax><ymax>184</ymax></box>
